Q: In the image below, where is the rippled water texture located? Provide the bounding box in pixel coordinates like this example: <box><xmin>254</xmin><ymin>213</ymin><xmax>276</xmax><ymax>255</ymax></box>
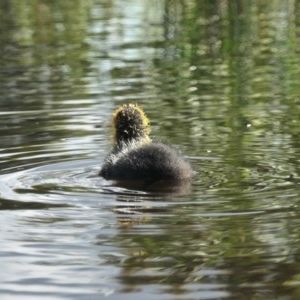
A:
<box><xmin>1</xmin><ymin>1</ymin><xmax>300</xmax><ymax>299</ymax></box>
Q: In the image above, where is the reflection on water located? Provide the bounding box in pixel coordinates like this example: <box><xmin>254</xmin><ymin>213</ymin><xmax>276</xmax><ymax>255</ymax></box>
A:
<box><xmin>1</xmin><ymin>0</ymin><xmax>300</xmax><ymax>299</ymax></box>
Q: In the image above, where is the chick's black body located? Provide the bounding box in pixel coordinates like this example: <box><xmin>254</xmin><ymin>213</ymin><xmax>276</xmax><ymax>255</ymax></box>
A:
<box><xmin>100</xmin><ymin>142</ymin><xmax>193</xmax><ymax>181</ymax></box>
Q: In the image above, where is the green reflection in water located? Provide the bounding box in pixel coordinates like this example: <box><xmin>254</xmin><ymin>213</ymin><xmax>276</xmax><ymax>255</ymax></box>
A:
<box><xmin>0</xmin><ymin>0</ymin><xmax>300</xmax><ymax>299</ymax></box>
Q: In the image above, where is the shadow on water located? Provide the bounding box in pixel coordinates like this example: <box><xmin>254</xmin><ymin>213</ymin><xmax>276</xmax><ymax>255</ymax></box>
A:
<box><xmin>0</xmin><ymin>198</ymin><xmax>67</xmax><ymax>210</ymax></box>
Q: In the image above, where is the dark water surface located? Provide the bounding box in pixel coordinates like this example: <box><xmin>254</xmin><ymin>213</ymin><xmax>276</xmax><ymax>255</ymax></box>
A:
<box><xmin>1</xmin><ymin>1</ymin><xmax>300</xmax><ymax>299</ymax></box>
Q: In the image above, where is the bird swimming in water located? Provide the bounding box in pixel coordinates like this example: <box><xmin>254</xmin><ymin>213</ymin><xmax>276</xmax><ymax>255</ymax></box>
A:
<box><xmin>99</xmin><ymin>103</ymin><xmax>193</xmax><ymax>185</ymax></box>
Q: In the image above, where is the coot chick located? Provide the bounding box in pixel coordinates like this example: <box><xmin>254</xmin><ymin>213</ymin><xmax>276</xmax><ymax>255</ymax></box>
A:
<box><xmin>99</xmin><ymin>104</ymin><xmax>193</xmax><ymax>183</ymax></box>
